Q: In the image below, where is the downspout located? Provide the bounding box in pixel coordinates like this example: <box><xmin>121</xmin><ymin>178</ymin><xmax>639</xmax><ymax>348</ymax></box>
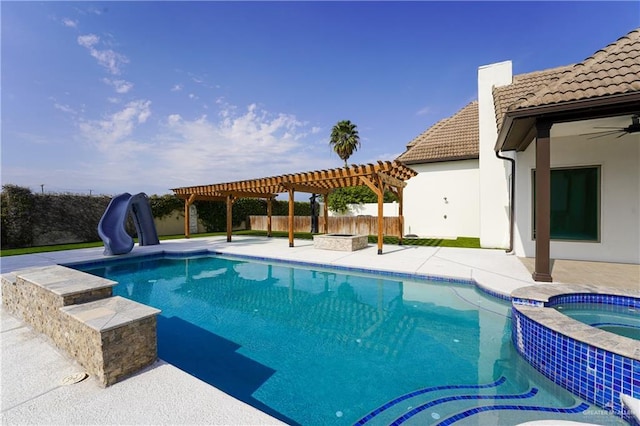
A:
<box><xmin>495</xmin><ymin>151</ymin><xmax>515</xmax><ymax>254</ymax></box>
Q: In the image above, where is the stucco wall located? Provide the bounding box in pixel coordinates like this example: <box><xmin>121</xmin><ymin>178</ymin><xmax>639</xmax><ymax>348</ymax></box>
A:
<box><xmin>478</xmin><ymin>61</ymin><xmax>513</xmax><ymax>250</ymax></box>
<box><xmin>329</xmin><ymin>202</ymin><xmax>399</xmax><ymax>217</ymax></box>
<box><xmin>154</xmin><ymin>211</ymin><xmax>206</xmax><ymax>236</ymax></box>
<box><xmin>402</xmin><ymin>159</ymin><xmax>480</xmax><ymax>238</ymax></box>
<box><xmin>513</xmin><ymin>133</ymin><xmax>640</xmax><ymax>263</ymax></box>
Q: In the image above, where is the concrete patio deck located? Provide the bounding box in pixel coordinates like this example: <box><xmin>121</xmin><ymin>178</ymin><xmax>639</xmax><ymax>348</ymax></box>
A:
<box><xmin>1</xmin><ymin>235</ymin><xmax>638</xmax><ymax>424</ymax></box>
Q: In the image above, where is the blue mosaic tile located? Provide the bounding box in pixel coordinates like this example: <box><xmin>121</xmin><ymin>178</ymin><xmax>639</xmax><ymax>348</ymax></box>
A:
<box><xmin>512</xmin><ymin>308</ymin><xmax>638</xmax><ymax>423</ymax></box>
<box><xmin>354</xmin><ymin>377</ymin><xmax>506</xmax><ymax>425</ymax></box>
<box><xmin>389</xmin><ymin>388</ymin><xmax>538</xmax><ymax>425</ymax></box>
<box><xmin>548</xmin><ymin>293</ymin><xmax>640</xmax><ymax>309</ymax></box>
<box><xmin>434</xmin><ymin>402</ymin><xmax>590</xmax><ymax>426</ymax></box>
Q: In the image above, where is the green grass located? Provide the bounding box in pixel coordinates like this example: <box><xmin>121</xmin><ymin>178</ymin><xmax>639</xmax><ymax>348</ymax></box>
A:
<box><xmin>0</xmin><ymin>231</ymin><xmax>480</xmax><ymax>257</ymax></box>
<box><xmin>237</xmin><ymin>230</ymin><xmax>481</xmax><ymax>248</ymax></box>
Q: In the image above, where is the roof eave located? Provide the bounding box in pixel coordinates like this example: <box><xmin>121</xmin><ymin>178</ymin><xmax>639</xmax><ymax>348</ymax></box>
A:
<box><xmin>495</xmin><ymin>92</ymin><xmax>640</xmax><ymax>152</ymax></box>
<box><xmin>402</xmin><ymin>154</ymin><xmax>479</xmax><ymax>165</ymax></box>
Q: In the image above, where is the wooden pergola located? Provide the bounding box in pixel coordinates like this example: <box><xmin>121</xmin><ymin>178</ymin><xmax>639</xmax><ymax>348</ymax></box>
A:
<box><xmin>171</xmin><ymin>160</ymin><xmax>417</xmax><ymax>254</ymax></box>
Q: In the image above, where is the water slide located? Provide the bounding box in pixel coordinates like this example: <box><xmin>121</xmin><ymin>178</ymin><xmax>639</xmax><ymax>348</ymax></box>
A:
<box><xmin>98</xmin><ymin>192</ymin><xmax>160</xmax><ymax>255</ymax></box>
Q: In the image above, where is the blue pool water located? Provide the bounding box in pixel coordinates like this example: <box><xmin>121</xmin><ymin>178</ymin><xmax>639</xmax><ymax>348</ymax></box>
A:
<box><xmin>74</xmin><ymin>254</ymin><xmax>620</xmax><ymax>425</ymax></box>
<box><xmin>554</xmin><ymin>302</ymin><xmax>640</xmax><ymax>340</ymax></box>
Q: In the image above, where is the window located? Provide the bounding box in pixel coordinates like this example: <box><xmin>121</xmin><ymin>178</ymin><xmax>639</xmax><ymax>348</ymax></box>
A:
<box><xmin>532</xmin><ymin>166</ymin><xmax>600</xmax><ymax>241</ymax></box>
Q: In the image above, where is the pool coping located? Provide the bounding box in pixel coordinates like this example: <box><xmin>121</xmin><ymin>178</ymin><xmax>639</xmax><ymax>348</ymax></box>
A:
<box><xmin>512</xmin><ymin>284</ymin><xmax>640</xmax><ymax>360</ymax></box>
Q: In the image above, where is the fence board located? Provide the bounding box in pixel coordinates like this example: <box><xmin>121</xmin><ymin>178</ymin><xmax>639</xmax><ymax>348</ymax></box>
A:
<box><xmin>249</xmin><ymin>216</ymin><xmax>401</xmax><ymax>236</ymax></box>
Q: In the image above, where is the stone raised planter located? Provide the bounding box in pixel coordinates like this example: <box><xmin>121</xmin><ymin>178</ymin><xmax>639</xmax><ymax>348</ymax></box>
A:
<box><xmin>313</xmin><ymin>234</ymin><xmax>368</xmax><ymax>251</ymax></box>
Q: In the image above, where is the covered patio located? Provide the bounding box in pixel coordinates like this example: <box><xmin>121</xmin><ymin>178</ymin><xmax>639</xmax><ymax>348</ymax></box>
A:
<box><xmin>171</xmin><ymin>160</ymin><xmax>417</xmax><ymax>254</ymax></box>
<box><xmin>494</xmin><ymin>28</ymin><xmax>640</xmax><ymax>282</ymax></box>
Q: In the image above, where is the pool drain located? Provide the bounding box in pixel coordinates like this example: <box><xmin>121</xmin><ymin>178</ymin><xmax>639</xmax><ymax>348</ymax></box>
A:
<box><xmin>61</xmin><ymin>372</ymin><xmax>88</xmax><ymax>385</ymax></box>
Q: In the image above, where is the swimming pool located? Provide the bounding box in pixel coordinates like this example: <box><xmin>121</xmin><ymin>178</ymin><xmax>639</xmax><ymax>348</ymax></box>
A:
<box><xmin>74</xmin><ymin>254</ymin><xmax>624</xmax><ymax>425</ymax></box>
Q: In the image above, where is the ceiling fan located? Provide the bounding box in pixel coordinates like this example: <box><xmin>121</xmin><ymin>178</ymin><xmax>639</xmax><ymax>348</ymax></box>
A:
<box><xmin>586</xmin><ymin>115</ymin><xmax>640</xmax><ymax>139</ymax></box>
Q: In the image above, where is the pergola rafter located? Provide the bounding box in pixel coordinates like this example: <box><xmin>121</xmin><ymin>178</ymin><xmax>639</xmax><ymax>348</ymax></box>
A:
<box><xmin>172</xmin><ymin>160</ymin><xmax>417</xmax><ymax>254</ymax></box>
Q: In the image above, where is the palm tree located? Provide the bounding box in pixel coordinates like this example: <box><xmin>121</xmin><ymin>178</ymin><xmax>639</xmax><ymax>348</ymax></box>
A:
<box><xmin>329</xmin><ymin>120</ymin><xmax>360</xmax><ymax>167</ymax></box>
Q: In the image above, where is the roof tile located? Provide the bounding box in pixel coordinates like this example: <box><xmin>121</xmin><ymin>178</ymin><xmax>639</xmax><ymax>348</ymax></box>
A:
<box><xmin>492</xmin><ymin>65</ymin><xmax>572</xmax><ymax>131</ymax></box>
<box><xmin>396</xmin><ymin>102</ymin><xmax>478</xmax><ymax>164</ymax></box>
<box><xmin>512</xmin><ymin>28</ymin><xmax>640</xmax><ymax>110</ymax></box>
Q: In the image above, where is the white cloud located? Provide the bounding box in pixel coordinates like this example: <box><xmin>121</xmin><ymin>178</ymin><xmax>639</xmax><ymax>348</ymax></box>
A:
<box><xmin>77</xmin><ymin>34</ymin><xmax>99</xmax><ymax>48</ymax></box>
<box><xmin>62</xmin><ymin>18</ymin><xmax>78</xmax><ymax>28</ymax></box>
<box><xmin>54</xmin><ymin>103</ymin><xmax>76</xmax><ymax>114</ymax></box>
<box><xmin>78</xmin><ymin>99</ymin><xmax>151</xmax><ymax>155</ymax></box>
<box><xmin>152</xmin><ymin>102</ymin><xmax>333</xmax><ymax>186</ymax></box>
<box><xmin>103</xmin><ymin>78</ymin><xmax>134</xmax><ymax>94</ymax></box>
<box><xmin>171</xmin><ymin>84</ymin><xmax>183</xmax><ymax>92</ymax></box>
<box><xmin>77</xmin><ymin>33</ymin><xmax>129</xmax><ymax>75</ymax></box>
<box><xmin>66</xmin><ymin>101</ymin><xmax>334</xmax><ymax>194</ymax></box>
<box><xmin>416</xmin><ymin>106</ymin><xmax>432</xmax><ymax>116</ymax></box>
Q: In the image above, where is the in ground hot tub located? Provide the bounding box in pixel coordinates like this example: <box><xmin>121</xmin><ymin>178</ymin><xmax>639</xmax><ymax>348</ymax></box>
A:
<box><xmin>511</xmin><ymin>284</ymin><xmax>640</xmax><ymax>424</ymax></box>
<box><xmin>313</xmin><ymin>234</ymin><xmax>368</xmax><ymax>251</ymax></box>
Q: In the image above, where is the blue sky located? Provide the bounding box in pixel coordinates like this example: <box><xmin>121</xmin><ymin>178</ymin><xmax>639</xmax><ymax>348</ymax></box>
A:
<box><xmin>2</xmin><ymin>1</ymin><xmax>638</xmax><ymax>196</ymax></box>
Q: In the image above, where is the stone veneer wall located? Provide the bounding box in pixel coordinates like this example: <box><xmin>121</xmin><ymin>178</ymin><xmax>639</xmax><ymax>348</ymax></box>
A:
<box><xmin>1</xmin><ymin>267</ymin><xmax>160</xmax><ymax>387</ymax></box>
<box><xmin>1</xmin><ymin>272</ymin><xmax>111</xmax><ymax>337</ymax></box>
<box><xmin>57</xmin><ymin>311</ymin><xmax>158</xmax><ymax>386</ymax></box>
<box><xmin>313</xmin><ymin>234</ymin><xmax>369</xmax><ymax>251</ymax></box>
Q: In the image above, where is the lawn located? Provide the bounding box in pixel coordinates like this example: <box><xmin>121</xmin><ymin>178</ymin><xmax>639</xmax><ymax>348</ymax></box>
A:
<box><xmin>0</xmin><ymin>231</ymin><xmax>481</xmax><ymax>257</ymax></box>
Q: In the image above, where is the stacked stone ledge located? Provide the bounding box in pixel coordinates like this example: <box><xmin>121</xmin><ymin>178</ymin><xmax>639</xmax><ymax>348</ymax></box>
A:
<box><xmin>1</xmin><ymin>265</ymin><xmax>160</xmax><ymax>387</ymax></box>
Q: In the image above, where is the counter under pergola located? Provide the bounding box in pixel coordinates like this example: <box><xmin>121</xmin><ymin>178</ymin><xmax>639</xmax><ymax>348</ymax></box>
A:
<box><xmin>171</xmin><ymin>160</ymin><xmax>417</xmax><ymax>254</ymax></box>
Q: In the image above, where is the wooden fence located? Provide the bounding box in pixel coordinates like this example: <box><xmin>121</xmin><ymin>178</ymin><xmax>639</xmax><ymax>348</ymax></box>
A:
<box><xmin>248</xmin><ymin>215</ymin><xmax>402</xmax><ymax>236</ymax></box>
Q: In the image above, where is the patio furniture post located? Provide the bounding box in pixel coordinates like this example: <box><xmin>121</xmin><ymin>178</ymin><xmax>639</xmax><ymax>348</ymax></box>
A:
<box><xmin>533</xmin><ymin>120</ymin><xmax>553</xmax><ymax>282</ymax></box>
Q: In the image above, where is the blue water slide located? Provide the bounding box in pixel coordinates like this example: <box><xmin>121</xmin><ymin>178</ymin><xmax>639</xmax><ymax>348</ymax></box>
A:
<box><xmin>98</xmin><ymin>192</ymin><xmax>159</xmax><ymax>256</ymax></box>
<box><xmin>129</xmin><ymin>193</ymin><xmax>160</xmax><ymax>247</ymax></box>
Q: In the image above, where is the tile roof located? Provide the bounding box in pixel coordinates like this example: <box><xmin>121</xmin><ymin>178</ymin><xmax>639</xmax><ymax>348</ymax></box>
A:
<box><xmin>396</xmin><ymin>101</ymin><xmax>478</xmax><ymax>164</ymax></box>
<box><xmin>399</xmin><ymin>28</ymin><xmax>640</xmax><ymax>163</ymax></box>
<box><xmin>492</xmin><ymin>65</ymin><xmax>573</xmax><ymax>131</ymax></box>
<box><xmin>405</xmin><ymin>116</ymin><xmax>451</xmax><ymax>148</ymax></box>
<box><xmin>510</xmin><ymin>28</ymin><xmax>640</xmax><ymax>111</ymax></box>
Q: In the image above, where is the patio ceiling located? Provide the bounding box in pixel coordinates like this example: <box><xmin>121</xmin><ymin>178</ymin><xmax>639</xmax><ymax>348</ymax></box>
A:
<box><xmin>171</xmin><ymin>160</ymin><xmax>417</xmax><ymax>201</ymax></box>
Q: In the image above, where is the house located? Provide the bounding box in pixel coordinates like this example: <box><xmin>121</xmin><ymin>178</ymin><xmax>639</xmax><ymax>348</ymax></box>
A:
<box><xmin>397</xmin><ymin>101</ymin><xmax>479</xmax><ymax>239</ymax></box>
<box><xmin>397</xmin><ymin>28</ymin><xmax>640</xmax><ymax>280</ymax></box>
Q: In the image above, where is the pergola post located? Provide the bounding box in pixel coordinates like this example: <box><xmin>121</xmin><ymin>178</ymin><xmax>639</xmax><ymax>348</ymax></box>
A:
<box><xmin>323</xmin><ymin>193</ymin><xmax>329</xmax><ymax>234</ymax></box>
<box><xmin>267</xmin><ymin>197</ymin><xmax>273</xmax><ymax>237</ymax></box>
<box><xmin>288</xmin><ymin>188</ymin><xmax>295</xmax><ymax>247</ymax></box>
<box><xmin>533</xmin><ymin>120</ymin><xmax>553</xmax><ymax>282</ymax></box>
<box><xmin>226</xmin><ymin>194</ymin><xmax>234</xmax><ymax>243</ymax></box>
<box><xmin>171</xmin><ymin>162</ymin><xmax>418</xmax><ymax>249</ymax></box>
<box><xmin>398</xmin><ymin>187</ymin><xmax>404</xmax><ymax>245</ymax></box>
<box><xmin>183</xmin><ymin>194</ymin><xmax>196</xmax><ymax>238</ymax></box>
<box><xmin>376</xmin><ymin>177</ymin><xmax>385</xmax><ymax>255</ymax></box>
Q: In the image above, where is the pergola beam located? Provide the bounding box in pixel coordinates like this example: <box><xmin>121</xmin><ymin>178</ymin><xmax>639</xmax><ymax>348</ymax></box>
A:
<box><xmin>217</xmin><ymin>190</ymin><xmax>276</xmax><ymax>199</ymax></box>
<box><xmin>281</xmin><ymin>182</ymin><xmax>330</xmax><ymax>195</ymax></box>
<box><xmin>172</xmin><ymin>161</ymin><xmax>418</xmax><ymax>246</ymax></box>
